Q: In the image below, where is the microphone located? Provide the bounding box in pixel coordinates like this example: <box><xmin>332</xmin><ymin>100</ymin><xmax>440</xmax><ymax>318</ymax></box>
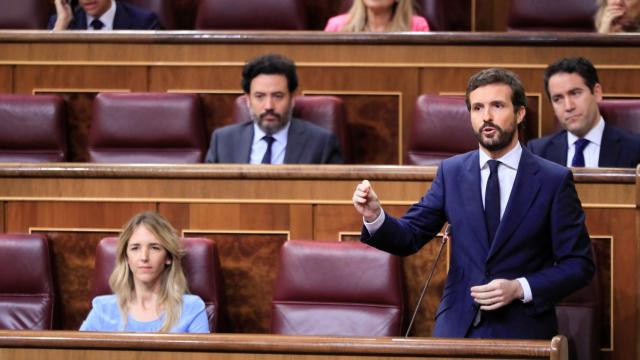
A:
<box><xmin>404</xmin><ymin>224</ymin><xmax>450</xmax><ymax>337</ymax></box>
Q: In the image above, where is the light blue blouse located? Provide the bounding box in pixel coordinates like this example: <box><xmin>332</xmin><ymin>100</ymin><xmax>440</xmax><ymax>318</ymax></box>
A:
<box><xmin>79</xmin><ymin>294</ymin><xmax>210</xmax><ymax>333</ymax></box>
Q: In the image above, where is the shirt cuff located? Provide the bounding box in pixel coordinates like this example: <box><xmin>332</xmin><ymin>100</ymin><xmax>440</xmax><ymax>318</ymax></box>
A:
<box><xmin>363</xmin><ymin>208</ymin><xmax>385</xmax><ymax>236</ymax></box>
<box><xmin>516</xmin><ymin>277</ymin><xmax>532</xmax><ymax>303</ymax></box>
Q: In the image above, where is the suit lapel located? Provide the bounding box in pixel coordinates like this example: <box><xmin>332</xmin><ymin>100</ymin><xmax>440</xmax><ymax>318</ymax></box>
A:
<box><xmin>598</xmin><ymin>124</ymin><xmax>621</xmax><ymax>167</ymax></box>
<box><xmin>487</xmin><ymin>149</ymin><xmax>541</xmax><ymax>261</ymax></box>
<box><xmin>75</xmin><ymin>9</ymin><xmax>88</xmax><ymax>29</ymax></box>
<box><xmin>284</xmin><ymin>119</ymin><xmax>305</xmax><ymax>164</ymax></box>
<box><xmin>459</xmin><ymin>152</ymin><xmax>491</xmax><ymax>254</ymax></box>
<box><xmin>113</xmin><ymin>2</ymin><xmax>131</xmax><ymax>29</ymax></box>
<box><xmin>547</xmin><ymin>132</ymin><xmax>568</xmax><ymax>166</ymax></box>
<box><xmin>236</xmin><ymin>123</ymin><xmax>254</xmax><ymax>163</ymax></box>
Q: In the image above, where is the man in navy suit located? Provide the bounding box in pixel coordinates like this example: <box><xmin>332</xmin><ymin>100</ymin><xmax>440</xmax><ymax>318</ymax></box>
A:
<box><xmin>49</xmin><ymin>0</ymin><xmax>160</xmax><ymax>31</ymax></box>
<box><xmin>528</xmin><ymin>57</ymin><xmax>640</xmax><ymax>168</ymax></box>
<box><xmin>205</xmin><ymin>54</ymin><xmax>343</xmax><ymax>164</ymax></box>
<box><xmin>353</xmin><ymin>68</ymin><xmax>594</xmax><ymax>339</ymax></box>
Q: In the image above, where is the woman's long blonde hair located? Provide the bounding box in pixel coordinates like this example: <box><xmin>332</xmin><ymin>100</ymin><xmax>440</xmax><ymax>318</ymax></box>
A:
<box><xmin>342</xmin><ymin>0</ymin><xmax>417</xmax><ymax>32</ymax></box>
<box><xmin>109</xmin><ymin>211</ymin><xmax>188</xmax><ymax>332</ymax></box>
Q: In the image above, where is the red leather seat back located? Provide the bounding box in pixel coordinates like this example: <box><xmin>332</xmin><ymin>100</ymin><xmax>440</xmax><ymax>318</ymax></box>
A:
<box><xmin>91</xmin><ymin>237</ymin><xmax>225</xmax><ymax>332</ymax></box>
<box><xmin>0</xmin><ymin>94</ymin><xmax>67</xmax><ymax>162</ymax></box>
<box><xmin>121</xmin><ymin>0</ymin><xmax>176</xmax><ymax>29</ymax></box>
<box><xmin>232</xmin><ymin>95</ymin><xmax>351</xmax><ymax>162</ymax></box>
<box><xmin>0</xmin><ymin>0</ymin><xmax>52</xmax><ymax>29</ymax></box>
<box><xmin>598</xmin><ymin>99</ymin><xmax>640</xmax><ymax>135</ymax></box>
<box><xmin>89</xmin><ymin>92</ymin><xmax>206</xmax><ymax>163</ymax></box>
<box><xmin>508</xmin><ymin>0</ymin><xmax>598</xmax><ymax>32</ymax></box>
<box><xmin>556</xmin><ymin>245</ymin><xmax>602</xmax><ymax>360</ymax></box>
<box><xmin>408</xmin><ymin>95</ymin><xmax>477</xmax><ymax>165</ymax></box>
<box><xmin>195</xmin><ymin>0</ymin><xmax>307</xmax><ymax>30</ymax></box>
<box><xmin>271</xmin><ymin>240</ymin><xmax>404</xmax><ymax>336</ymax></box>
<box><xmin>0</xmin><ymin>234</ymin><xmax>55</xmax><ymax>330</ymax></box>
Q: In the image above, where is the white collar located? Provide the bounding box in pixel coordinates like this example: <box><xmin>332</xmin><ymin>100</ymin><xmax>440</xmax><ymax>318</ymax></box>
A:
<box><xmin>87</xmin><ymin>0</ymin><xmax>116</xmax><ymax>30</ymax></box>
<box><xmin>478</xmin><ymin>141</ymin><xmax>522</xmax><ymax>171</ymax></box>
<box><xmin>567</xmin><ymin>116</ymin><xmax>605</xmax><ymax>147</ymax></box>
<box><xmin>252</xmin><ymin>119</ymin><xmax>291</xmax><ymax>145</ymax></box>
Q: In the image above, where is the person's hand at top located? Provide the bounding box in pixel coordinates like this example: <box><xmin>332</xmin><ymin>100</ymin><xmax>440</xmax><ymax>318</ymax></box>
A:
<box><xmin>353</xmin><ymin>180</ymin><xmax>382</xmax><ymax>222</ymax></box>
<box><xmin>597</xmin><ymin>0</ymin><xmax>639</xmax><ymax>33</ymax></box>
<box><xmin>53</xmin><ymin>0</ymin><xmax>74</xmax><ymax>31</ymax></box>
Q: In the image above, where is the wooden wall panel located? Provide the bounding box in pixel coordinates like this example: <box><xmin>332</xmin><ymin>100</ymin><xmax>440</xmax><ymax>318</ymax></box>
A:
<box><xmin>0</xmin><ymin>66</ymin><xmax>12</xmax><ymax>93</ymax></box>
<box><xmin>13</xmin><ymin>65</ymin><xmax>148</xmax><ymax>94</ymax></box>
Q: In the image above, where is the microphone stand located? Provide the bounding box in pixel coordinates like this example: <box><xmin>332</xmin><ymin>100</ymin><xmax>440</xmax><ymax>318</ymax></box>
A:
<box><xmin>404</xmin><ymin>224</ymin><xmax>450</xmax><ymax>337</ymax></box>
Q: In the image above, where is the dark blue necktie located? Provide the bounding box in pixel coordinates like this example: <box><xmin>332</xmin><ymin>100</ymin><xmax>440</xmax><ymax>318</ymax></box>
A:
<box><xmin>484</xmin><ymin>160</ymin><xmax>501</xmax><ymax>244</ymax></box>
<box><xmin>90</xmin><ymin>19</ymin><xmax>104</xmax><ymax>30</ymax></box>
<box><xmin>261</xmin><ymin>136</ymin><xmax>275</xmax><ymax>164</ymax></box>
<box><xmin>571</xmin><ymin>138</ymin><xmax>589</xmax><ymax>167</ymax></box>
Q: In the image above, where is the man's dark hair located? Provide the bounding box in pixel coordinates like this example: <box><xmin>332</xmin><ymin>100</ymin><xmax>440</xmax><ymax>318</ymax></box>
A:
<box><xmin>241</xmin><ymin>54</ymin><xmax>298</xmax><ymax>94</ymax></box>
<box><xmin>543</xmin><ymin>57</ymin><xmax>600</xmax><ymax>99</ymax></box>
<box><xmin>465</xmin><ymin>68</ymin><xmax>527</xmax><ymax>111</ymax></box>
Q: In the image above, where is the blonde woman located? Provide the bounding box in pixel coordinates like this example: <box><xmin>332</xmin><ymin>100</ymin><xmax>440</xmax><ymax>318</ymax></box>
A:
<box><xmin>80</xmin><ymin>212</ymin><xmax>209</xmax><ymax>333</ymax></box>
<box><xmin>596</xmin><ymin>0</ymin><xmax>640</xmax><ymax>33</ymax></box>
<box><xmin>325</xmin><ymin>0</ymin><xmax>429</xmax><ymax>32</ymax></box>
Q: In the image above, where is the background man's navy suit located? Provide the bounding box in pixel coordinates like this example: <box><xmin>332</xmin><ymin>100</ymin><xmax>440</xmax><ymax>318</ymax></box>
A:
<box><xmin>48</xmin><ymin>1</ymin><xmax>160</xmax><ymax>30</ymax></box>
<box><xmin>205</xmin><ymin>119</ymin><xmax>343</xmax><ymax>164</ymax></box>
<box><xmin>362</xmin><ymin>148</ymin><xmax>594</xmax><ymax>339</ymax></box>
<box><xmin>527</xmin><ymin>123</ymin><xmax>640</xmax><ymax>168</ymax></box>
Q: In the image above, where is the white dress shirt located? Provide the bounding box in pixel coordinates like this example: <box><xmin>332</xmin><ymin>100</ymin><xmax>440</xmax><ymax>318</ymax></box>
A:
<box><xmin>566</xmin><ymin>116</ymin><xmax>605</xmax><ymax>168</ymax></box>
<box><xmin>249</xmin><ymin>121</ymin><xmax>290</xmax><ymax>164</ymax></box>
<box><xmin>86</xmin><ymin>0</ymin><xmax>116</xmax><ymax>30</ymax></box>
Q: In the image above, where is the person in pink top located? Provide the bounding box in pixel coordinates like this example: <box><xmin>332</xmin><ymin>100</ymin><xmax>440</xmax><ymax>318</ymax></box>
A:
<box><xmin>324</xmin><ymin>0</ymin><xmax>429</xmax><ymax>32</ymax></box>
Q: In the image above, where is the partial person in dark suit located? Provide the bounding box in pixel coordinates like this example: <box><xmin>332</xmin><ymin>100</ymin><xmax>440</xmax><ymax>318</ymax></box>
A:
<box><xmin>205</xmin><ymin>54</ymin><xmax>343</xmax><ymax>164</ymax></box>
<box><xmin>353</xmin><ymin>68</ymin><xmax>594</xmax><ymax>339</ymax></box>
<box><xmin>528</xmin><ymin>57</ymin><xmax>640</xmax><ymax>168</ymax></box>
<box><xmin>49</xmin><ymin>0</ymin><xmax>160</xmax><ymax>31</ymax></box>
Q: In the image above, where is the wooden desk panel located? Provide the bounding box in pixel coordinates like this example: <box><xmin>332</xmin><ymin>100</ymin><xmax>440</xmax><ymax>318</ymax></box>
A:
<box><xmin>0</xmin><ymin>331</ymin><xmax>568</xmax><ymax>360</ymax></box>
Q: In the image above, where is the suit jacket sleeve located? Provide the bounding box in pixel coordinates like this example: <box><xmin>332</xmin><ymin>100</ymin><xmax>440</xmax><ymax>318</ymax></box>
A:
<box><xmin>362</xmin><ymin>163</ymin><xmax>447</xmax><ymax>256</ymax></box>
<box><xmin>526</xmin><ymin>170</ymin><xmax>595</xmax><ymax>314</ymax></box>
<box><xmin>204</xmin><ymin>130</ymin><xmax>219</xmax><ymax>163</ymax></box>
<box><xmin>323</xmin><ymin>133</ymin><xmax>344</xmax><ymax>164</ymax></box>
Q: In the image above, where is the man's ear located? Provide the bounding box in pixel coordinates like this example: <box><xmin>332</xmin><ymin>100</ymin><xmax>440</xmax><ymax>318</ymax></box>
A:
<box><xmin>593</xmin><ymin>83</ymin><xmax>603</xmax><ymax>102</ymax></box>
<box><xmin>516</xmin><ymin>106</ymin><xmax>526</xmax><ymax>124</ymax></box>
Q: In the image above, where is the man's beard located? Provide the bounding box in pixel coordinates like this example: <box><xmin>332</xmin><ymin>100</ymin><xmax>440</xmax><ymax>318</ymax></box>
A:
<box><xmin>251</xmin><ymin>108</ymin><xmax>292</xmax><ymax>135</ymax></box>
<box><xmin>474</xmin><ymin>121</ymin><xmax>517</xmax><ymax>152</ymax></box>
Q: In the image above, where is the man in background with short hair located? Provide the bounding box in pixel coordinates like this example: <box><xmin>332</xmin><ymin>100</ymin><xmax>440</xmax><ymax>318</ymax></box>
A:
<box><xmin>205</xmin><ymin>53</ymin><xmax>343</xmax><ymax>164</ymax></box>
<box><xmin>528</xmin><ymin>56</ymin><xmax>640</xmax><ymax>168</ymax></box>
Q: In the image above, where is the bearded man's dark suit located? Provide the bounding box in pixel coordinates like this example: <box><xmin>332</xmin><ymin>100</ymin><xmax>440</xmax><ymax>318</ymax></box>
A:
<box><xmin>48</xmin><ymin>1</ymin><xmax>160</xmax><ymax>30</ymax></box>
<box><xmin>362</xmin><ymin>147</ymin><xmax>594</xmax><ymax>339</ymax></box>
<box><xmin>205</xmin><ymin>119</ymin><xmax>343</xmax><ymax>164</ymax></box>
<box><xmin>527</xmin><ymin>123</ymin><xmax>640</xmax><ymax>168</ymax></box>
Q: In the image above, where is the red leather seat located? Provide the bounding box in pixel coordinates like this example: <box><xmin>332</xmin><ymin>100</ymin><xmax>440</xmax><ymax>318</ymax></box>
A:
<box><xmin>271</xmin><ymin>240</ymin><xmax>404</xmax><ymax>336</ymax></box>
<box><xmin>232</xmin><ymin>95</ymin><xmax>351</xmax><ymax>162</ymax></box>
<box><xmin>508</xmin><ymin>0</ymin><xmax>598</xmax><ymax>32</ymax></box>
<box><xmin>337</xmin><ymin>0</ymin><xmax>471</xmax><ymax>31</ymax></box>
<box><xmin>0</xmin><ymin>94</ymin><xmax>67</xmax><ymax>162</ymax></box>
<box><xmin>556</xmin><ymin>245</ymin><xmax>602</xmax><ymax>360</ymax></box>
<box><xmin>0</xmin><ymin>0</ymin><xmax>52</xmax><ymax>29</ymax></box>
<box><xmin>121</xmin><ymin>0</ymin><xmax>176</xmax><ymax>29</ymax></box>
<box><xmin>0</xmin><ymin>234</ymin><xmax>55</xmax><ymax>330</ymax></box>
<box><xmin>598</xmin><ymin>99</ymin><xmax>640</xmax><ymax>134</ymax></box>
<box><xmin>195</xmin><ymin>0</ymin><xmax>307</xmax><ymax>30</ymax></box>
<box><xmin>408</xmin><ymin>95</ymin><xmax>537</xmax><ymax>165</ymax></box>
<box><xmin>90</xmin><ymin>237</ymin><xmax>225</xmax><ymax>332</ymax></box>
<box><xmin>407</xmin><ymin>95</ymin><xmax>477</xmax><ymax>165</ymax></box>
<box><xmin>89</xmin><ymin>92</ymin><xmax>206</xmax><ymax>163</ymax></box>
